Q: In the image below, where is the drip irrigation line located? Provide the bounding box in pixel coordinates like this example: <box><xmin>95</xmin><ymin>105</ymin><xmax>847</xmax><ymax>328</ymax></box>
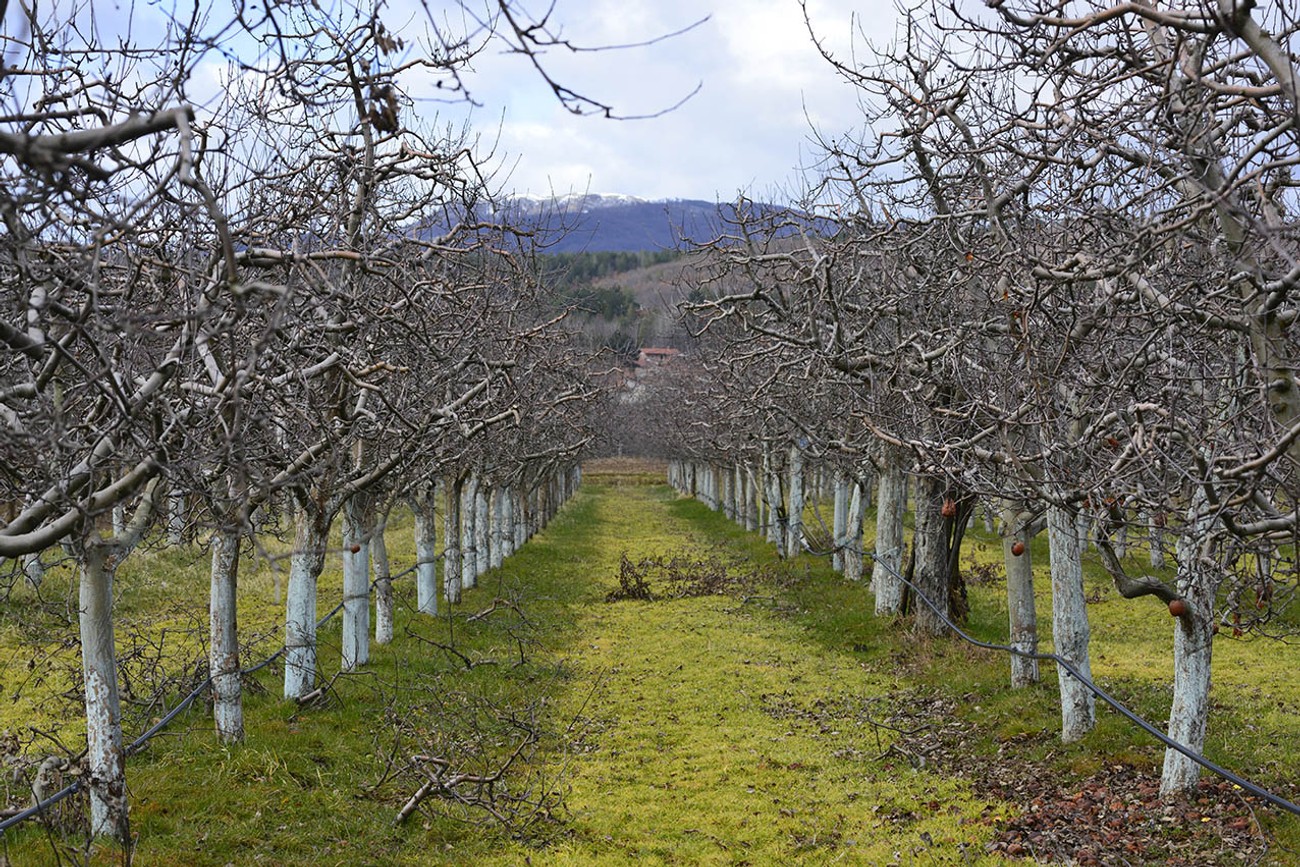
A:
<box><xmin>2</xmin><ymin>484</ymin><xmax>571</xmax><ymax>835</ymax></box>
<box><xmin>676</xmin><ymin>482</ymin><xmax>1300</xmax><ymax>817</ymax></box>
<box><xmin>865</xmin><ymin>550</ymin><xmax>1300</xmax><ymax>817</ymax></box>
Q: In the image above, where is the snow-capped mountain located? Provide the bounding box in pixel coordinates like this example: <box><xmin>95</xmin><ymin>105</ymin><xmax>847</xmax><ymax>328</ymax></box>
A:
<box><xmin>507</xmin><ymin>192</ymin><xmax>649</xmax><ymax>216</ymax></box>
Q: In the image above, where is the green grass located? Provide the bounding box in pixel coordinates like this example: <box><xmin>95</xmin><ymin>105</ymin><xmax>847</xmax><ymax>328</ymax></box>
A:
<box><xmin>1</xmin><ymin>471</ymin><xmax>1298</xmax><ymax>865</ymax></box>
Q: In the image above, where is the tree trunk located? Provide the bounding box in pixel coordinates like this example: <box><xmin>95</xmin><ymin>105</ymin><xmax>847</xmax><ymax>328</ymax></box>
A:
<box><xmin>873</xmin><ymin>448</ymin><xmax>908</xmax><ymax>615</ymax></box>
<box><xmin>513</xmin><ymin>485</ymin><xmax>528</xmax><ymax>550</ymax></box>
<box><xmin>78</xmin><ymin>544</ymin><xmax>130</xmax><ymax>843</ymax></box>
<box><xmin>210</xmin><ymin>527</ymin><xmax>243</xmax><ymax>742</ymax></box>
<box><xmin>167</xmin><ymin>487</ymin><xmax>185</xmax><ymax>546</ymax></box>
<box><xmin>444</xmin><ymin>477</ymin><xmax>463</xmax><ymax>605</ymax></box>
<box><xmin>500</xmin><ymin>487</ymin><xmax>515</xmax><ymax>560</ymax></box>
<box><xmin>912</xmin><ymin>474</ymin><xmax>949</xmax><ymax>636</ymax></box>
<box><xmin>373</xmin><ymin>509</ymin><xmax>393</xmax><ymax>646</ymax></box>
<box><xmin>1048</xmin><ymin>504</ymin><xmax>1095</xmax><ymax>742</ymax></box>
<box><xmin>285</xmin><ymin>504</ymin><xmax>328</xmax><ymax>699</ymax></box>
<box><xmin>22</xmin><ymin>553</ymin><xmax>43</xmax><ymax>589</ymax></box>
<box><xmin>474</xmin><ymin>480</ymin><xmax>490</xmax><ymax>579</ymax></box>
<box><xmin>341</xmin><ymin>496</ymin><xmax>371</xmax><ymax>671</ymax></box>
<box><xmin>786</xmin><ymin>443</ymin><xmax>804</xmax><ymax>557</ymax></box>
<box><xmin>764</xmin><ymin>447</ymin><xmax>783</xmax><ymax>552</ymax></box>
<box><xmin>832</xmin><ymin>470</ymin><xmax>848</xmax><ymax>572</ymax></box>
<box><xmin>1160</xmin><ymin>500</ymin><xmax>1216</xmax><ymax>796</ymax></box>
<box><xmin>1000</xmin><ymin>501</ymin><xmax>1039</xmax><ymax>688</ymax></box>
<box><xmin>461</xmin><ymin>475</ymin><xmax>478</xmax><ymax>589</ymax></box>
<box><xmin>490</xmin><ymin>486</ymin><xmax>505</xmax><ymax>570</ymax></box>
<box><xmin>843</xmin><ymin>477</ymin><xmax>866</xmax><ymax>582</ymax></box>
<box><xmin>414</xmin><ymin>487</ymin><xmax>438</xmax><ymax>616</ymax></box>
<box><xmin>744</xmin><ymin>463</ymin><xmax>759</xmax><ymax>532</ymax></box>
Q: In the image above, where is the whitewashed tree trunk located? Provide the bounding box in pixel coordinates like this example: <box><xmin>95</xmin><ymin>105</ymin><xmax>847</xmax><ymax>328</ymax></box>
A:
<box><xmin>514</xmin><ymin>486</ymin><xmax>528</xmax><ymax>550</ymax></box>
<box><xmin>373</xmin><ymin>509</ymin><xmax>393</xmax><ymax>645</ymax></box>
<box><xmin>78</xmin><ymin>544</ymin><xmax>129</xmax><ymax>842</ymax></box>
<box><xmin>443</xmin><ymin>477</ymin><xmax>463</xmax><ymax>605</ymax></box>
<box><xmin>1161</xmin><ymin>496</ymin><xmax>1216</xmax><ymax>796</ymax></box>
<box><xmin>490</xmin><ymin>486</ymin><xmax>505</xmax><ymax>570</ymax></box>
<box><xmin>786</xmin><ymin>443</ymin><xmax>804</xmax><ymax>557</ymax></box>
<box><xmin>22</xmin><ymin>553</ymin><xmax>43</xmax><ymax>588</ymax></box>
<box><xmin>285</xmin><ymin>505</ymin><xmax>328</xmax><ymax>699</ymax></box>
<box><xmin>1048</xmin><ymin>504</ymin><xmax>1095</xmax><ymax>742</ymax></box>
<box><xmin>912</xmin><ymin>475</ymin><xmax>949</xmax><ymax>636</ymax></box>
<box><xmin>111</xmin><ymin>502</ymin><xmax>126</xmax><ymax>536</ymax></box>
<box><xmin>744</xmin><ymin>464</ymin><xmax>759</xmax><ymax>531</ymax></box>
<box><xmin>1000</xmin><ymin>501</ymin><xmax>1039</xmax><ymax>688</ymax></box>
<box><xmin>873</xmin><ymin>448</ymin><xmax>908</xmax><ymax>615</ymax></box>
<box><xmin>499</xmin><ymin>487</ymin><xmax>515</xmax><ymax>559</ymax></box>
<box><xmin>167</xmin><ymin>487</ymin><xmax>185</xmax><ymax>546</ymax></box>
<box><xmin>762</xmin><ymin>447</ymin><xmax>780</xmax><ymax>549</ymax></box>
<box><xmin>341</xmin><ymin>496</ymin><xmax>371</xmax><ymax>671</ymax></box>
<box><xmin>474</xmin><ymin>481</ymin><xmax>490</xmax><ymax>578</ymax></box>
<box><xmin>1076</xmin><ymin>510</ymin><xmax>1093</xmax><ymax>553</ymax></box>
<box><xmin>413</xmin><ymin>487</ymin><xmax>438</xmax><ymax>616</ymax></box>
<box><xmin>1146</xmin><ymin>494</ymin><xmax>1166</xmax><ymax>568</ymax></box>
<box><xmin>732</xmin><ymin>464</ymin><xmax>743</xmax><ymax>522</ymax></box>
<box><xmin>832</xmin><ymin>471</ymin><xmax>849</xmax><ymax>572</ymax></box>
<box><xmin>461</xmin><ymin>475</ymin><xmax>478</xmax><ymax>590</ymax></box>
<box><xmin>843</xmin><ymin>477</ymin><xmax>866</xmax><ymax>582</ymax></box>
<box><xmin>209</xmin><ymin>528</ymin><xmax>243</xmax><ymax>742</ymax></box>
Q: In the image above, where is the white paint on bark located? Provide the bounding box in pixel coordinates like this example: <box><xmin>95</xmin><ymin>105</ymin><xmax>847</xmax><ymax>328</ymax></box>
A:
<box><xmin>167</xmin><ymin>488</ymin><xmax>185</xmax><ymax>546</ymax></box>
<box><xmin>843</xmin><ymin>477</ymin><xmax>866</xmax><ymax>582</ymax></box>
<box><xmin>414</xmin><ymin>487</ymin><xmax>438</xmax><ymax>615</ymax></box>
<box><xmin>832</xmin><ymin>471</ymin><xmax>848</xmax><ymax>572</ymax></box>
<box><xmin>1161</xmin><ymin>497</ymin><xmax>1216</xmax><ymax>796</ymax></box>
<box><xmin>490</xmin><ymin>486</ymin><xmax>505</xmax><ymax>570</ymax></box>
<box><xmin>78</xmin><ymin>545</ymin><xmax>129</xmax><ymax>841</ymax></box>
<box><xmin>873</xmin><ymin>449</ymin><xmax>908</xmax><ymax>615</ymax></box>
<box><xmin>443</xmin><ymin>477</ymin><xmax>462</xmax><ymax>605</ymax></box>
<box><xmin>786</xmin><ymin>443</ymin><xmax>804</xmax><ymax>557</ymax></box>
<box><xmin>209</xmin><ymin>528</ymin><xmax>243</xmax><ymax>742</ymax></box>
<box><xmin>285</xmin><ymin>506</ymin><xmax>327</xmax><ymax>699</ymax></box>
<box><xmin>461</xmin><ymin>475</ymin><xmax>478</xmax><ymax>590</ymax></box>
<box><xmin>1048</xmin><ymin>504</ymin><xmax>1095</xmax><ymax>742</ymax></box>
<box><xmin>475</xmin><ymin>481</ymin><xmax>490</xmax><ymax>578</ymax></box>
<box><xmin>341</xmin><ymin>497</ymin><xmax>371</xmax><ymax>671</ymax></box>
<box><xmin>1000</xmin><ymin>502</ymin><xmax>1039</xmax><ymax>688</ymax></box>
<box><xmin>373</xmin><ymin>510</ymin><xmax>393</xmax><ymax>645</ymax></box>
<box><xmin>911</xmin><ymin>474</ymin><xmax>949</xmax><ymax>636</ymax></box>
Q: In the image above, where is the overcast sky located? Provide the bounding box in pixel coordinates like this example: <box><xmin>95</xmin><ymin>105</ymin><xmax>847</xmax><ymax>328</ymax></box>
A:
<box><xmin>421</xmin><ymin>0</ymin><xmax>903</xmax><ymax>204</ymax></box>
<box><xmin>4</xmin><ymin>0</ymin><xmax>902</xmax><ymax>205</ymax></box>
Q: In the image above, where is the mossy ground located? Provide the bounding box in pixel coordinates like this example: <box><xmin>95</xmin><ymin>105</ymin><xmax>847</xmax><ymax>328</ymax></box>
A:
<box><xmin>1</xmin><ymin>462</ymin><xmax>1297</xmax><ymax>865</ymax></box>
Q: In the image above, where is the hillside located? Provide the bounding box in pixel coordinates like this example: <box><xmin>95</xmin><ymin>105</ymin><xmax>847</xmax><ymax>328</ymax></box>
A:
<box><xmin>482</xmin><ymin>193</ymin><xmax>830</xmax><ymax>254</ymax></box>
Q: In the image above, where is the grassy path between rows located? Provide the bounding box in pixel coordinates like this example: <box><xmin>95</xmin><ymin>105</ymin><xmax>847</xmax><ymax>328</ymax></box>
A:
<box><xmin>521</xmin><ymin>477</ymin><xmax>993</xmax><ymax>866</ymax></box>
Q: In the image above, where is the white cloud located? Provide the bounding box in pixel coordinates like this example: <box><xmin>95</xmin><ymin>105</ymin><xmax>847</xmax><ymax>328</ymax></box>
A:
<box><xmin>403</xmin><ymin>0</ymin><xmax>902</xmax><ymax>203</ymax></box>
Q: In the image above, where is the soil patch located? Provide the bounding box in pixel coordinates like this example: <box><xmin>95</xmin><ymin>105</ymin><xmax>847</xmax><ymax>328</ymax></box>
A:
<box><xmin>879</xmin><ymin>690</ymin><xmax>1277</xmax><ymax>866</ymax></box>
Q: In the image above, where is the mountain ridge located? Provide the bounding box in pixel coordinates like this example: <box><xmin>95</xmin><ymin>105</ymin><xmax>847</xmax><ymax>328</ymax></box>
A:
<box><xmin>481</xmin><ymin>193</ymin><xmax>824</xmax><ymax>254</ymax></box>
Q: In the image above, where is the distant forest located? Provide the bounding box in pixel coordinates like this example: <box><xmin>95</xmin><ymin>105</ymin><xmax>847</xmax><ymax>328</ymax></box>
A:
<box><xmin>539</xmin><ymin>250</ymin><xmax>685</xmax><ymax>361</ymax></box>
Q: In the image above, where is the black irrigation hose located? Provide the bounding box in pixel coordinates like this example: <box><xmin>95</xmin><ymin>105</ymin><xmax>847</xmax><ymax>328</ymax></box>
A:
<box><xmin>862</xmin><ymin>548</ymin><xmax>1300</xmax><ymax>817</ymax></box>
<box><xmin>2</xmin><ymin>483</ymin><xmax>575</xmax><ymax>835</ymax></box>
<box><xmin>688</xmin><ymin>486</ymin><xmax>1300</xmax><ymax>816</ymax></box>
<box><xmin>0</xmin><ymin>563</ymin><xmax>414</xmax><ymax>835</ymax></box>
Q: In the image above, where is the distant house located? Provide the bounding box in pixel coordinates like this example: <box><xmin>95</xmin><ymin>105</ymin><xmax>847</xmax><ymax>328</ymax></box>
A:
<box><xmin>634</xmin><ymin>347</ymin><xmax>680</xmax><ymax>373</ymax></box>
<box><xmin>616</xmin><ymin>347</ymin><xmax>682</xmax><ymax>404</ymax></box>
